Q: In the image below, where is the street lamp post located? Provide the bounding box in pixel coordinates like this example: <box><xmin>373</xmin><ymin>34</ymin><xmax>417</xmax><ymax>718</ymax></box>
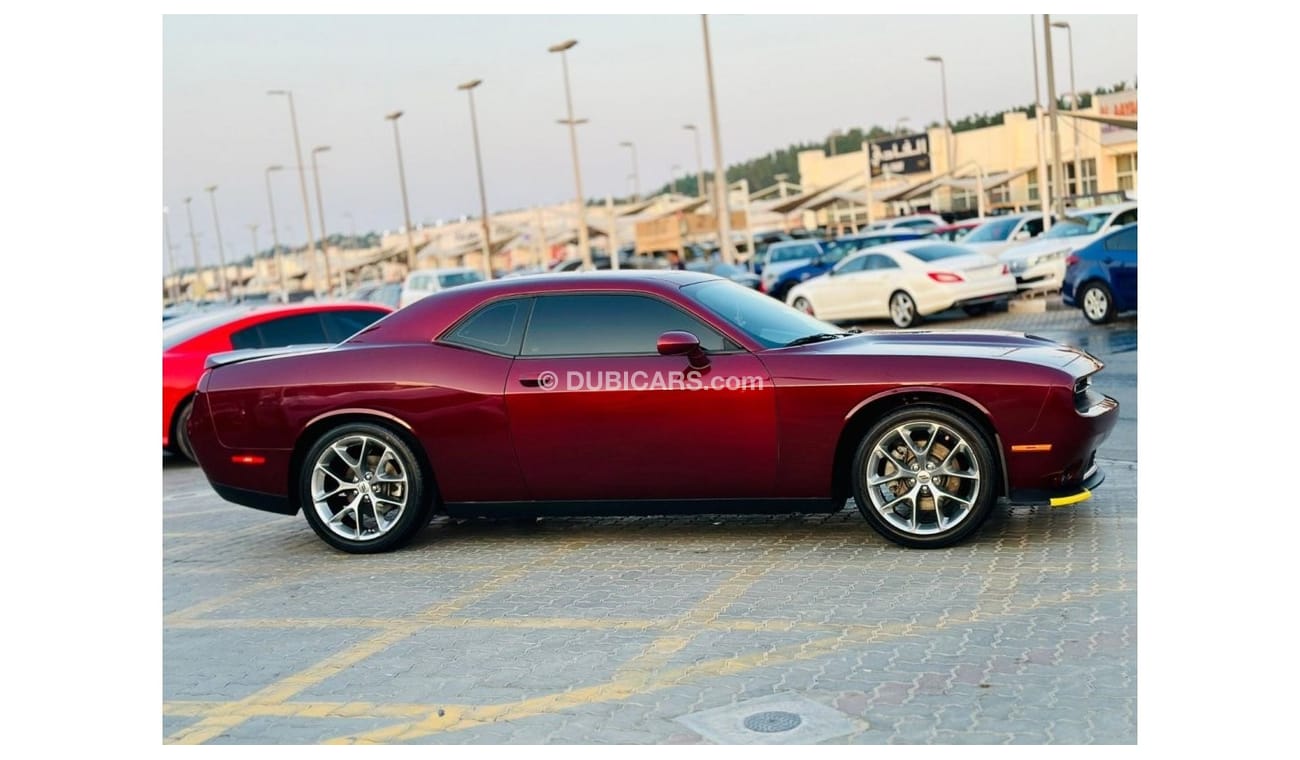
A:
<box><xmin>267</xmin><ymin>89</ymin><xmax>323</xmax><ymax>295</ymax></box>
<box><xmin>683</xmin><ymin>124</ymin><xmax>705</xmax><ymax>199</ymax></box>
<box><xmin>548</xmin><ymin>38</ymin><xmax>592</xmax><ymax>271</ymax></box>
<box><xmin>385</xmin><ymin>111</ymin><xmax>418</xmax><ymax>273</ymax></box>
<box><xmin>671</xmin><ymin>164</ymin><xmax>682</xmax><ymax>195</ymax></box>
<box><xmin>310</xmin><ymin>145</ymin><xmax>336</xmax><ymax>293</ymax></box>
<box><xmin>700</xmin><ymin>15</ymin><xmax>734</xmax><ymax>265</ymax></box>
<box><xmin>247</xmin><ymin>223</ymin><xmax>259</xmax><ymax>295</ymax></box>
<box><xmin>183</xmin><ymin>196</ymin><xmax>205</xmax><ymax>300</ymax></box>
<box><xmin>1052</xmin><ymin>20</ymin><xmax>1082</xmax><ymax>198</ymax></box>
<box><xmin>1030</xmin><ymin>15</ymin><xmax>1052</xmax><ymax>229</ymax></box>
<box><xmin>895</xmin><ymin>117</ymin><xmax>910</xmax><ymax>136</ymax></box>
<box><xmin>458</xmin><ymin>78</ymin><xmax>495</xmax><ymax>281</ymax></box>
<box><xmin>264</xmin><ymin>165</ymin><xmax>289</xmax><ymax>299</ymax></box>
<box><xmin>1042</xmin><ymin>15</ymin><xmax>1067</xmax><ymax>219</ymax></box>
<box><xmin>923</xmin><ymin>56</ymin><xmax>955</xmax><ymax>172</ymax></box>
<box><xmin>619</xmin><ymin>141</ymin><xmax>640</xmax><ymax>201</ymax></box>
<box><xmin>204</xmin><ymin>184</ymin><xmax>230</xmax><ymax>301</ymax></box>
<box><xmin>162</xmin><ymin>207</ymin><xmax>180</xmax><ymax>303</ymax></box>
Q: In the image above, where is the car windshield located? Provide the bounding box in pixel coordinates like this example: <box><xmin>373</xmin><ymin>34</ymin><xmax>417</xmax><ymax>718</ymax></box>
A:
<box><xmin>162</xmin><ymin>307</ymin><xmax>249</xmax><ymax>351</ymax></box>
<box><xmin>769</xmin><ymin>244</ymin><xmax>818</xmax><ymax>263</ymax></box>
<box><xmin>685</xmin><ymin>279</ymin><xmax>844</xmax><ymax>349</ymax></box>
<box><xmin>901</xmin><ymin>243</ymin><xmax>972</xmax><ymax>262</ymax></box>
<box><xmin>709</xmin><ymin>263</ymin><xmax>747</xmax><ymax>277</ymax></box>
<box><xmin>438</xmin><ymin>270</ymin><xmax>484</xmax><ymax>288</ymax></box>
<box><xmin>1044</xmin><ymin>213</ymin><xmax>1108</xmax><ymax>238</ymax></box>
<box><xmin>964</xmin><ymin>217</ymin><xmax>1019</xmax><ymax>243</ymax></box>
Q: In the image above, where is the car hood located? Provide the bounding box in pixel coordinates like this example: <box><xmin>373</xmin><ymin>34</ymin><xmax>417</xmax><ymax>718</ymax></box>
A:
<box><xmin>782</xmin><ymin>330</ymin><xmax>1102</xmax><ymax>377</ymax></box>
<box><xmin>998</xmin><ymin>235</ymin><xmax>1090</xmax><ymax>262</ymax></box>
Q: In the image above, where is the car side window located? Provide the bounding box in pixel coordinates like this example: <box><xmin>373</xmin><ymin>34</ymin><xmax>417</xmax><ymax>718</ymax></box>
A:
<box><xmin>231</xmin><ymin>313</ymin><xmax>330</xmax><ymax>350</ymax></box>
<box><xmin>322</xmin><ymin>309</ymin><xmax>386</xmax><ymax>343</ymax></box>
<box><xmin>1113</xmin><ymin>208</ymin><xmax>1138</xmax><ymax>227</ymax></box>
<box><xmin>865</xmin><ymin>254</ymin><xmax>900</xmax><ymax>271</ymax></box>
<box><xmin>1105</xmin><ymin>227</ymin><xmax>1137</xmax><ymax>251</ymax></box>
<box><xmin>1024</xmin><ymin>218</ymin><xmax>1045</xmax><ymax>236</ymax></box>
<box><xmin>521</xmin><ymin>294</ymin><xmax>727</xmax><ymax>357</ymax></box>
<box><xmin>442</xmin><ymin>298</ymin><xmax>533</xmax><ymax>355</ymax></box>
<box><xmin>835</xmin><ymin>255</ymin><xmax>870</xmax><ymax>274</ymax></box>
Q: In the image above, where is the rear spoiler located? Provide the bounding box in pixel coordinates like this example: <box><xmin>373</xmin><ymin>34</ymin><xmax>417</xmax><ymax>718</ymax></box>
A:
<box><xmin>204</xmin><ymin>343</ymin><xmax>333</xmax><ymax>370</ymax></box>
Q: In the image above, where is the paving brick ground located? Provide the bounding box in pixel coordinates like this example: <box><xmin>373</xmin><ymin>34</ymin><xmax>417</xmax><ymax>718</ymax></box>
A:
<box><xmin>162</xmin><ymin>307</ymin><xmax>1137</xmax><ymax>744</ymax></box>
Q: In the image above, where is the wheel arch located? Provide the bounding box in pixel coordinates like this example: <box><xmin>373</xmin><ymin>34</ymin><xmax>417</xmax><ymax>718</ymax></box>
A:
<box><xmin>288</xmin><ymin>409</ymin><xmax>440</xmax><ymax>514</ymax></box>
<box><xmin>831</xmin><ymin>388</ymin><xmax>1008</xmax><ymax>505</ymax></box>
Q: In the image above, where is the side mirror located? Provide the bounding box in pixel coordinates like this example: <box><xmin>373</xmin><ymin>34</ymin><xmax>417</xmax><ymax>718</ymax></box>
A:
<box><xmin>1012</xmin><ymin>229</ymin><xmax>1031</xmax><ymax>241</ymax></box>
<box><xmin>657</xmin><ymin>330</ymin><xmax>709</xmax><ymax>369</ymax></box>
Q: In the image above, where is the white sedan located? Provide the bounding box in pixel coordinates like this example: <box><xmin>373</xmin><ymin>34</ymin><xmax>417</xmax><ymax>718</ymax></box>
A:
<box><xmin>785</xmin><ymin>241</ymin><xmax>1016</xmax><ymax>328</ymax></box>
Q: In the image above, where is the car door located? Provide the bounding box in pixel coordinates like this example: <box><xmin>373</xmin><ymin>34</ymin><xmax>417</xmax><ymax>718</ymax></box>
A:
<box><xmin>813</xmin><ymin>253</ymin><xmax>872</xmax><ymax>319</ymax></box>
<box><xmin>1103</xmin><ymin>225</ymin><xmax>1138</xmax><ymax>310</ymax></box>
<box><xmin>856</xmin><ymin>254</ymin><xmax>905</xmax><ymax>318</ymax></box>
<box><xmin>505</xmin><ymin>292</ymin><xmax>778</xmax><ymax>501</ymax></box>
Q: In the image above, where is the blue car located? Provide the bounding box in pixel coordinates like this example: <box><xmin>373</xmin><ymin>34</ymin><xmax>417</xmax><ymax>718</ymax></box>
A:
<box><xmin>764</xmin><ymin>230</ymin><xmax>926</xmax><ymax>301</ymax></box>
<box><xmin>1062</xmin><ymin>223</ymin><xmax>1137</xmax><ymax>324</ymax></box>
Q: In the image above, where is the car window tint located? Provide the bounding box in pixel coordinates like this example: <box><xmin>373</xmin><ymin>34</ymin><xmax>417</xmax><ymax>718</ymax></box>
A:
<box><xmin>322</xmin><ymin>309</ymin><xmax>386</xmax><ymax>342</ymax></box>
<box><xmin>1105</xmin><ymin>226</ymin><xmax>1137</xmax><ymax>251</ymax></box>
<box><xmin>903</xmin><ymin>244</ymin><xmax>969</xmax><ymax>262</ymax></box>
<box><xmin>1025</xmin><ymin>217</ymin><xmax>1045</xmax><ymax>236</ymax></box>
<box><xmin>521</xmin><ymin>294</ymin><xmax>725</xmax><ymax>356</ymax></box>
<box><xmin>444</xmin><ymin>298</ymin><xmax>531</xmax><ymax>355</ymax></box>
<box><xmin>835</xmin><ymin>255</ymin><xmax>870</xmax><ymax>274</ymax></box>
<box><xmin>1113</xmin><ymin>208</ymin><xmax>1138</xmax><ymax>227</ymax></box>
<box><xmin>228</xmin><ymin>324</ymin><xmax>264</xmax><ymax>350</ymax></box>
<box><xmin>254</xmin><ymin>313</ymin><xmax>330</xmax><ymax>347</ymax></box>
<box><xmin>866</xmin><ymin>254</ymin><xmax>901</xmax><ymax>270</ymax></box>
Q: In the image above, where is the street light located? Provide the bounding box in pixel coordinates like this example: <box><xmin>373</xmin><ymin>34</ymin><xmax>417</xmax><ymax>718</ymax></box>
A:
<box><xmin>204</xmin><ymin>184</ymin><xmax>230</xmax><ymax>301</ymax></box>
<box><xmin>247</xmin><ymin>223</ymin><xmax>260</xmax><ymax>295</ymax></box>
<box><xmin>458</xmin><ymin>77</ymin><xmax>494</xmax><ymax>281</ymax></box>
<box><xmin>895</xmin><ymin>116</ymin><xmax>910</xmax><ymax>136</ymax></box>
<box><xmin>162</xmin><ymin>207</ymin><xmax>180</xmax><ymax>303</ymax></box>
<box><xmin>923</xmin><ymin>55</ymin><xmax>955</xmax><ymax>171</ymax></box>
<box><xmin>700</xmin><ymin>15</ymin><xmax>734</xmax><ymax>265</ymax></box>
<box><xmin>183</xmin><ymin>196</ymin><xmax>204</xmax><ymax>300</ymax></box>
<box><xmin>548</xmin><ymin>38</ymin><xmax>592</xmax><ymax>270</ymax></box>
<box><xmin>264</xmin><ymin>165</ymin><xmax>289</xmax><ymax>299</ymax></box>
<box><xmin>385</xmin><ymin>110</ymin><xmax>418</xmax><ymax>272</ymax></box>
<box><xmin>1051</xmin><ymin>20</ymin><xmax>1082</xmax><ymax>197</ymax></box>
<box><xmin>683</xmin><ymin>123</ymin><xmax>705</xmax><ymax>199</ymax></box>
<box><xmin>619</xmin><ymin>141</ymin><xmax>640</xmax><ymax>201</ymax></box>
<box><xmin>309</xmin><ymin>145</ymin><xmax>336</xmax><ymax>293</ymax></box>
<box><xmin>671</xmin><ymin>164</ymin><xmax>682</xmax><ymax>195</ymax></box>
<box><xmin>1041</xmin><ymin>15</ymin><xmax>1067</xmax><ymax>218</ymax></box>
<box><xmin>267</xmin><ymin>89</ymin><xmax>323</xmax><ymax>295</ymax></box>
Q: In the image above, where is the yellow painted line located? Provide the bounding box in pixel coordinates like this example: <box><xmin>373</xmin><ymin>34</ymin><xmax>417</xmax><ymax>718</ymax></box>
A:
<box><xmin>1050</xmin><ymin>489</ymin><xmax>1092</xmax><ymax>507</ymax></box>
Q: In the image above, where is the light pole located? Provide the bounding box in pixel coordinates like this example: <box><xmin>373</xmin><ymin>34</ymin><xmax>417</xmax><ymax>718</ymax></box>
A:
<box><xmin>385</xmin><ymin>110</ymin><xmax>418</xmax><ymax>272</ymax></box>
<box><xmin>619</xmin><ymin>141</ymin><xmax>640</xmax><ymax>201</ymax></box>
<box><xmin>264</xmin><ymin>165</ymin><xmax>289</xmax><ymax>299</ymax></box>
<box><xmin>683</xmin><ymin>123</ymin><xmax>705</xmax><ymax>198</ymax></box>
<box><xmin>1030</xmin><ymin>15</ymin><xmax>1052</xmax><ymax>228</ymax></box>
<box><xmin>548</xmin><ymin>38</ymin><xmax>592</xmax><ymax>270</ymax></box>
<box><xmin>1042</xmin><ymin>15</ymin><xmax>1067</xmax><ymax>219</ymax></box>
<box><xmin>247</xmin><ymin>223</ymin><xmax>259</xmax><ymax>295</ymax></box>
<box><xmin>343</xmin><ymin>212</ymin><xmax>356</xmax><ymax>239</ymax></box>
<box><xmin>1052</xmin><ymin>20</ymin><xmax>1082</xmax><ymax>198</ymax></box>
<box><xmin>923</xmin><ymin>55</ymin><xmax>954</xmax><ymax>172</ymax></box>
<box><xmin>895</xmin><ymin>117</ymin><xmax>910</xmax><ymax>136</ymax></box>
<box><xmin>267</xmin><ymin>89</ymin><xmax>322</xmax><ymax>295</ymax></box>
<box><xmin>701</xmin><ymin>15</ymin><xmax>734</xmax><ymax>265</ymax></box>
<box><xmin>162</xmin><ymin>207</ymin><xmax>180</xmax><ymax>303</ymax></box>
<box><xmin>671</xmin><ymin>164</ymin><xmax>682</xmax><ymax>195</ymax></box>
<box><xmin>183</xmin><ymin>196</ymin><xmax>205</xmax><ymax>300</ymax></box>
<box><xmin>204</xmin><ymin>184</ymin><xmax>230</xmax><ymax>301</ymax></box>
<box><xmin>458</xmin><ymin>78</ymin><xmax>495</xmax><ymax>281</ymax></box>
<box><xmin>310</xmin><ymin>145</ymin><xmax>336</xmax><ymax>293</ymax></box>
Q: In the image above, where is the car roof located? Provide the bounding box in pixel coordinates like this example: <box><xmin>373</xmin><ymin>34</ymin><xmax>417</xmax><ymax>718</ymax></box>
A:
<box><xmin>1066</xmin><ymin>201</ymin><xmax>1137</xmax><ymax>216</ymax></box>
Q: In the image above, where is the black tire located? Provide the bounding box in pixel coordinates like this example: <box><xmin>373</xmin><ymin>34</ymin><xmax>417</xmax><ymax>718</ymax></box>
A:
<box><xmin>298</xmin><ymin>422</ymin><xmax>433</xmax><ymax>554</ymax></box>
<box><xmin>851</xmin><ymin>405</ymin><xmax>996</xmax><ymax>549</ymax></box>
<box><xmin>1079</xmin><ymin>281</ymin><xmax>1116</xmax><ymax>325</ymax></box>
<box><xmin>888</xmin><ymin>290</ymin><xmax>922</xmax><ymax>329</ymax></box>
<box><xmin>792</xmin><ymin>296</ymin><xmax>815</xmax><ymax>316</ymax></box>
<box><xmin>961</xmin><ymin>303</ymin><xmax>992</xmax><ymax>317</ymax></box>
<box><xmin>174</xmin><ymin>398</ymin><xmax>197</xmax><ymax>463</ymax></box>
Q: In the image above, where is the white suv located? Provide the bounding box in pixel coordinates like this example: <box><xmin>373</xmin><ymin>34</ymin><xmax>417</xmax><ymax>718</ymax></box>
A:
<box><xmin>398</xmin><ymin>267</ymin><xmax>484</xmax><ymax>308</ymax></box>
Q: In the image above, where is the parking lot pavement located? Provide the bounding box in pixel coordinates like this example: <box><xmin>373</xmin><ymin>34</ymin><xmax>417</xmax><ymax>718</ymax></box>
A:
<box><xmin>163</xmin><ymin>309</ymin><xmax>1137</xmax><ymax>745</ymax></box>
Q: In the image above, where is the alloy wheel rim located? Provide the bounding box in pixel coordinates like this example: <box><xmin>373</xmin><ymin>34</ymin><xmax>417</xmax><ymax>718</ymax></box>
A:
<box><xmin>311</xmin><ymin>434</ymin><xmax>409</xmax><ymax>541</ymax></box>
<box><xmin>1083</xmin><ymin>288</ymin><xmax>1108</xmax><ymax>320</ymax></box>
<box><xmin>892</xmin><ymin>294</ymin><xmax>914</xmax><ymax>326</ymax></box>
<box><xmin>795</xmin><ymin>298</ymin><xmax>813</xmax><ymax>315</ymax></box>
<box><xmin>864</xmin><ymin>420</ymin><xmax>980</xmax><ymax>536</ymax></box>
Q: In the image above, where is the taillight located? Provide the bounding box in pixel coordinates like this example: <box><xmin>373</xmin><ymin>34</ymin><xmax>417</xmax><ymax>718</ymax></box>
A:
<box><xmin>1001</xmin><ymin>264</ymin><xmax>1010</xmax><ymax>275</ymax></box>
<box><xmin>1065</xmin><ymin>254</ymin><xmax>1079</xmax><ymax>267</ymax></box>
<box><xmin>927</xmin><ymin>272</ymin><xmax>964</xmax><ymax>283</ymax></box>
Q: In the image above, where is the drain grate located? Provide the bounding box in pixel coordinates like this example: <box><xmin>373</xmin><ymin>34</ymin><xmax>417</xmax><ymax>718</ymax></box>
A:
<box><xmin>743</xmin><ymin>711</ymin><xmax>802</xmax><ymax>733</ymax></box>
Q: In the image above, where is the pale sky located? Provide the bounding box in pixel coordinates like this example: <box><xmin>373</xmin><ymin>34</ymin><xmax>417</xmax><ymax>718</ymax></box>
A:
<box><xmin>162</xmin><ymin>14</ymin><xmax>1137</xmax><ymax>267</ymax></box>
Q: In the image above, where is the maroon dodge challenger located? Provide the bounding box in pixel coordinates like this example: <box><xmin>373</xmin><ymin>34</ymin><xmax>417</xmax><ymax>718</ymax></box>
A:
<box><xmin>187</xmin><ymin>271</ymin><xmax>1118</xmax><ymax>553</ymax></box>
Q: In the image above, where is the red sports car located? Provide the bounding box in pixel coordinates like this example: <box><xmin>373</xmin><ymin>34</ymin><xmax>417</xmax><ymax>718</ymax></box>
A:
<box><xmin>186</xmin><ymin>272</ymin><xmax>1117</xmax><ymax>552</ymax></box>
<box><xmin>164</xmin><ymin>302</ymin><xmax>392</xmax><ymax>461</ymax></box>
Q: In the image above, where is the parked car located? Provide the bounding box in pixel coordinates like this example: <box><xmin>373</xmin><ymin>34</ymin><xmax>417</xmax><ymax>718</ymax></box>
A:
<box><xmin>186</xmin><ymin>271</ymin><xmax>1118</xmax><ymax>553</ymax></box>
<box><xmin>163</xmin><ymin>302</ymin><xmax>392</xmax><ymax>461</ymax></box>
<box><xmin>1062</xmin><ymin>223</ymin><xmax>1137</xmax><ymax>324</ymax></box>
<box><xmin>786</xmin><ymin>241</ymin><xmax>1015</xmax><ymax>328</ymax></box>
<box><xmin>758</xmin><ymin>240</ymin><xmax>825</xmax><ymax>293</ymax></box>
<box><xmin>686</xmin><ymin>260</ymin><xmax>761</xmax><ymax>289</ymax></box>
<box><xmin>864</xmin><ymin>214</ymin><xmax>947</xmax><ymax>233</ymax></box>
<box><xmin>399</xmin><ymin>267</ymin><xmax>485</xmax><ymax>307</ymax></box>
<box><xmin>927</xmin><ymin>219</ymin><xmax>983</xmax><ymax>242</ymax></box>
<box><xmin>764</xmin><ymin>230</ymin><xmax>926</xmax><ymax>302</ymax></box>
<box><xmin>998</xmin><ymin>202</ymin><xmax>1137</xmax><ymax>294</ymax></box>
<box><xmin>961</xmin><ymin>212</ymin><xmax>1052</xmax><ymax>257</ymax></box>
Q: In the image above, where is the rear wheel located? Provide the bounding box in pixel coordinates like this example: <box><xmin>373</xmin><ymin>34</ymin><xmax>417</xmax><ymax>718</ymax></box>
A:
<box><xmin>889</xmin><ymin>291</ymin><xmax>921</xmax><ymax>328</ymax></box>
<box><xmin>1080</xmin><ymin>281</ymin><xmax>1116</xmax><ymax>324</ymax></box>
<box><xmin>851</xmin><ymin>405</ymin><xmax>995</xmax><ymax>548</ymax></box>
<box><xmin>174</xmin><ymin>398</ymin><xmax>196</xmax><ymax>463</ymax></box>
<box><xmin>299</xmin><ymin>423</ymin><xmax>432</xmax><ymax>553</ymax></box>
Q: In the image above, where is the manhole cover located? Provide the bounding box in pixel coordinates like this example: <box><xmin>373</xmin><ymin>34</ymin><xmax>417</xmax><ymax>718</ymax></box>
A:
<box><xmin>743</xmin><ymin>710</ymin><xmax>802</xmax><ymax>733</ymax></box>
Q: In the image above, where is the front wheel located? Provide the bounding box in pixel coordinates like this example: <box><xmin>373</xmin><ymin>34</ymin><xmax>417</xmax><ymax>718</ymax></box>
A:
<box><xmin>889</xmin><ymin>291</ymin><xmax>921</xmax><ymax>328</ymax></box>
<box><xmin>299</xmin><ymin>422</ymin><xmax>432</xmax><ymax>553</ymax></box>
<box><xmin>792</xmin><ymin>296</ymin><xmax>815</xmax><ymax>316</ymax></box>
<box><xmin>851</xmin><ymin>405</ymin><xmax>996</xmax><ymax>548</ymax></box>
<box><xmin>1080</xmin><ymin>281</ymin><xmax>1116</xmax><ymax>324</ymax></box>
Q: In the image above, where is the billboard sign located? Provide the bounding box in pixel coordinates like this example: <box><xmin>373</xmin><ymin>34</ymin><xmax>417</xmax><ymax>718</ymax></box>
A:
<box><xmin>869</xmin><ymin>134</ymin><xmax>932</xmax><ymax>177</ymax></box>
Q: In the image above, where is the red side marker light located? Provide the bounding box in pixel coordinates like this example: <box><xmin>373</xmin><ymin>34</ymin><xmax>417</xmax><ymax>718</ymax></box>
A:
<box><xmin>231</xmin><ymin>455</ymin><xmax>267</xmax><ymax>465</ymax></box>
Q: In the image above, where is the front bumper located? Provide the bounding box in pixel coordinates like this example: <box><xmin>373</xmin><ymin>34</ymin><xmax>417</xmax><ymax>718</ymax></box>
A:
<box><xmin>1008</xmin><ymin>460</ymin><xmax>1106</xmax><ymax>505</ymax></box>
